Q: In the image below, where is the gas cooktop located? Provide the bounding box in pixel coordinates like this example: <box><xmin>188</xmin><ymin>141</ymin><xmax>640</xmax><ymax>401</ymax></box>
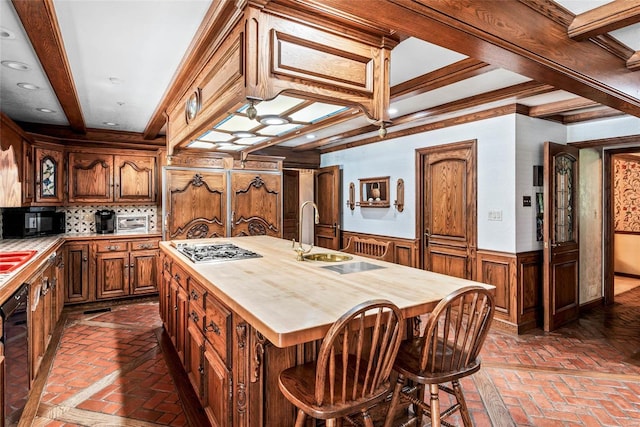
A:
<box><xmin>174</xmin><ymin>242</ymin><xmax>262</xmax><ymax>264</ymax></box>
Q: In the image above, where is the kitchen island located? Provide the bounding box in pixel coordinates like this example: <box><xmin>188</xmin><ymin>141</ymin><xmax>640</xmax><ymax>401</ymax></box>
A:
<box><xmin>159</xmin><ymin>235</ymin><xmax>494</xmax><ymax>426</ymax></box>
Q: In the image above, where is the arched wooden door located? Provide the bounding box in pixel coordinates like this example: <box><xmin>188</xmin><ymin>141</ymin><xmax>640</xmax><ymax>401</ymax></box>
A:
<box><xmin>418</xmin><ymin>140</ymin><xmax>477</xmax><ymax>280</ymax></box>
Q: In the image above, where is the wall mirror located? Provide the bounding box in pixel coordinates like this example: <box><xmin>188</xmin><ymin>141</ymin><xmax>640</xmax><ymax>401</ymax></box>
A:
<box><xmin>358</xmin><ymin>176</ymin><xmax>390</xmax><ymax>207</ymax></box>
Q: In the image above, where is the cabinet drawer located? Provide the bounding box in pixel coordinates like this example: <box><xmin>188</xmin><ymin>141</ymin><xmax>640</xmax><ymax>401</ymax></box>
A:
<box><xmin>188</xmin><ymin>279</ymin><xmax>208</xmax><ymax>311</ymax></box>
<box><xmin>203</xmin><ymin>294</ymin><xmax>231</xmax><ymax>364</ymax></box>
<box><xmin>171</xmin><ymin>263</ymin><xmax>189</xmax><ymax>290</ymax></box>
<box><xmin>130</xmin><ymin>239</ymin><xmax>160</xmax><ymax>251</ymax></box>
<box><xmin>96</xmin><ymin>241</ymin><xmax>127</xmax><ymax>253</ymax></box>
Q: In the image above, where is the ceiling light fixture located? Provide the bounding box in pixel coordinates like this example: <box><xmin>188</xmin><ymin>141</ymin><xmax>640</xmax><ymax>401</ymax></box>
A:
<box><xmin>246</xmin><ymin>100</ymin><xmax>258</xmax><ymax>120</ymax></box>
<box><xmin>2</xmin><ymin>60</ymin><xmax>30</xmax><ymax>71</ymax></box>
<box><xmin>378</xmin><ymin>123</ymin><xmax>387</xmax><ymax>138</ymax></box>
<box><xmin>232</xmin><ymin>131</ymin><xmax>256</xmax><ymax>138</ymax></box>
<box><xmin>17</xmin><ymin>82</ymin><xmax>39</xmax><ymax>90</ymax></box>
<box><xmin>306</xmin><ymin>134</ymin><xmax>316</xmax><ymax>139</ymax></box>
<box><xmin>258</xmin><ymin>115</ymin><xmax>290</xmax><ymax>126</ymax></box>
<box><xmin>36</xmin><ymin>108</ymin><xmax>55</xmax><ymax>113</ymax></box>
<box><xmin>103</xmin><ymin>121</ymin><xmax>119</xmax><ymax>126</ymax></box>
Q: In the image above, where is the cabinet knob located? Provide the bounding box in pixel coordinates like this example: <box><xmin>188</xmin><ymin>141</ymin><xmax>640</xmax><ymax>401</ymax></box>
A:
<box><xmin>83</xmin><ymin>256</ymin><xmax>88</xmax><ymax>262</ymax></box>
<box><xmin>198</xmin><ymin>366</ymin><xmax>204</xmax><ymax>375</ymax></box>
<box><xmin>190</xmin><ymin>290</ymin><xmax>199</xmax><ymax>300</ymax></box>
<box><xmin>204</xmin><ymin>320</ymin><xmax>221</xmax><ymax>335</ymax></box>
<box><xmin>190</xmin><ymin>311</ymin><xmax>199</xmax><ymax>323</ymax></box>
<box><xmin>107</xmin><ymin>245</ymin><xmax>119</xmax><ymax>251</ymax></box>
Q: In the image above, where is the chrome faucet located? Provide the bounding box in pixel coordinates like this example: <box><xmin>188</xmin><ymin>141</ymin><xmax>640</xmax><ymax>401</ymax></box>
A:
<box><xmin>293</xmin><ymin>200</ymin><xmax>319</xmax><ymax>260</ymax></box>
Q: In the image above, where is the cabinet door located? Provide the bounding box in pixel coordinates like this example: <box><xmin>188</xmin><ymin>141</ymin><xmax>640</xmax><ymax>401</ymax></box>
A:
<box><xmin>68</xmin><ymin>152</ymin><xmax>113</xmax><ymax>203</ymax></box>
<box><xmin>165</xmin><ymin>169</ymin><xmax>227</xmax><ymax>239</ymax></box>
<box><xmin>65</xmin><ymin>242</ymin><xmax>92</xmax><ymax>304</ymax></box>
<box><xmin>203</xmin><ymin>341</ymin><xmax>231</xmax><ymax>427</ymax></box>
<box><xmin>30</xmin><ymin>276</ymin><xmax>45</xmax><ymax>382</ymax></box>
<box><xmin>96</xmin><ymin>251</ymin><xmax>129</xmax><ymax>299</ymax></box>
<box><xmin>34</xmin><ymin>147</ymin><xmax>65</xmax><ymax>204</ymax></box>
<box><xmin>176</xmin><ymin>286</ymin><xmax>188</xmax><ymax>365</ymax></box>
<box><xmin>186</xmin><ymin>318</ymin><xmax>205</xmax><ymax>398</ymax></box>
<box><xmin>114</xmin><ymin>155</ymin><xmax>156</xmax><ymax>203</ymax></box>
<box><xmin>230</xmin><ymin>172</ymin><xmax>282</xmax><ymax>237</ymax></box>
<box><xmin>22</xmin><ymin>140</ymin><xmax>34</xmax><ymax>204</ymax></box>
<box><xmin>130</xmin><ymin>249</ymin><xmax>158</xmax><ymax>295</ymax></box>
<box><xmin>159</xmin><ymin>253</ymin><xmax>172</xmax><ymax>330</ymax></box>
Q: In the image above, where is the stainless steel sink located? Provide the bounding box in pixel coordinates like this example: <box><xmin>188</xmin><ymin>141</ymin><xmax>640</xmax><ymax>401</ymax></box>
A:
<box><xmin>302</xmin><ymin>253</ymin><xmax>353</xmax><ymax>262</ymax></box>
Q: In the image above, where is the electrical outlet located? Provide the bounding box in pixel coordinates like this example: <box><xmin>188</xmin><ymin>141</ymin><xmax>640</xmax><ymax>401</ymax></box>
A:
<box><xmin>488</xmin><ymin>210</ymin><xmax>502</xmax><ymax>221</ymax></box>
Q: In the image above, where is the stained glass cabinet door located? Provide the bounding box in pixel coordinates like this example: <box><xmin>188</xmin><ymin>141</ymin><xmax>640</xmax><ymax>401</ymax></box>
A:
<box><xmin>34</xmin><ymin>147</ymin><xmax>65</xmax><ymax>204</ymax></box>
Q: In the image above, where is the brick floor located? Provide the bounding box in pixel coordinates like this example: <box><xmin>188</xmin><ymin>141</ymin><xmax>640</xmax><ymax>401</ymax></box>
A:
<box><xmin>32</xmin><ymin>286</ymin><xmax>640</xmax><ymax>426</ymax></box>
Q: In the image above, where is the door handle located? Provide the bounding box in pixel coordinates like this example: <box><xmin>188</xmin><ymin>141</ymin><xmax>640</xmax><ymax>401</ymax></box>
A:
<box><xmin>424</xmin><ymin>230</ymin><xmax>430</xmax><ymax>247</ymax></box>
<box><xmin>332</xmin><ymin>223</ymin><xmax>338</xmax><ymax>237</ymax></box>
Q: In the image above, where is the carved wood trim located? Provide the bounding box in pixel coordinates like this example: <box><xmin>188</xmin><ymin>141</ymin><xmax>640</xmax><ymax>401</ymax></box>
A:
<box><xmin>172</xmin><ymin>173</ymin><xmax>225</xmax><ymax>195</ymax></box>
<box><xmin>72</xmin><ymin>159</ymin><xmax>109</xmax><ymax>171</ymax></box>
<box><xmin>169</xmin><ymin>219</ymin><xmax>225</xmax><ymax>240</ymax></box>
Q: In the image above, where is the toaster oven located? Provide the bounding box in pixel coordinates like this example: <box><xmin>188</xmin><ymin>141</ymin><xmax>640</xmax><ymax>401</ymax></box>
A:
<box><xmin>115</xmin><ymin>214</ymin><xmax>149</xmax><ymax>233</ymax></box>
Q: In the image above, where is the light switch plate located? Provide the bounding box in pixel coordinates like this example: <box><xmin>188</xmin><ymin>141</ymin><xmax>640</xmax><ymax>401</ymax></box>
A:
<box><xmin>488</xmin><ymin>210</ymin><xmax>502</xmax><ymax>221</ymax></box>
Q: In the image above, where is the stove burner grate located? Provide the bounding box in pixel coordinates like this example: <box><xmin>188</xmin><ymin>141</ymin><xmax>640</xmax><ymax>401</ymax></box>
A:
<box><xmin>175</xmin><ymin>242</ymin><xmax>262</xmax><ymax>263</ymax></box>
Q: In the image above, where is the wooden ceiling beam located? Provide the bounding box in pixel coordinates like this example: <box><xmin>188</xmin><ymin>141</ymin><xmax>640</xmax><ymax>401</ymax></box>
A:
<box><xmin>390</xmin><ymin>58</ymin><xmax>496</xmax><ymax>101</ymax></box>
<box><xmin>528</xmin><ymin>98</ymin><xmax>600</xmax><ymax>117</ymax></box>
<box><xmin>561</xmin><ymin>107</ymin><xmax>626</xmax><ymax>124</ymax></box>
<box><xmin>310</xmin><ymin>0</ymin><xmax>640</xmax><ymax>117</ymax></box>
<box><xmin>628</xmin><ymin>51</ymin><xmax>640</xmax><ymax>72</ymax></box>
<box><xmin>296</xmin><ymin>81</ymin><xmax>554</xmax><ymax>151</ymax></box>
<box><xmin>568</xmin><ymin>0</ymin><xmax>640</xmax><ymax>40</ymax></box>
<box><xmin>11</xmin><ymin>0</ymin><xmax>86</xmax><ymax>133</ymax></box>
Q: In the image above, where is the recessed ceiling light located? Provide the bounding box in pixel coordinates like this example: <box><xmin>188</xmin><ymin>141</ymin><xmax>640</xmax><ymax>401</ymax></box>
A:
<box><xmin>36</xmin><ymin>108</ymin><xmax>55</xmax><ymax>113</ymax></box>
<box><xmin>17</xmin><ymin>82</ymin><xmax>39</xmax><ymax>90</ymax></box>
<box><xmin>103</xmin><ymin>122</ymin><xmax>119</xmax><ymax>126</ymax></box>
<box><xmin>2</xmin><ymin>60</ymin><xmax>30</xmax><ymax>71</ymax></box>
<box><xmin>306</xmin><ymin>134</ymin><xmax>316</xmax><ymax>139</ymax></box>
<box><xmin>232</xmin><ymin>131</ymin><xmax>256</xmax><ymax>138</ymax></box>
<box><xmin>388</xmin><ymin>107</ymin><xmax>398</xmax><ymax>115</ymax></box>
<box><xmin>0</xmin><ymin>27</ymin><xmax>16</xmax><ymax>39</ymax></box>
<box><xmin>259</xmin><ymin>115</ymin><xmax>290</xmax><ymax>125</ymax></box>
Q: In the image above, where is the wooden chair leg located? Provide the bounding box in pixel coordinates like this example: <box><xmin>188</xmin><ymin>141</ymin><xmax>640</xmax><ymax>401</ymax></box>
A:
<box><xmin>383</xmin><ymin>374</ymin><xmax>405</xmax><ymax>427</ymax></box>
<box><xmin>326</xmin><ymin>419</ymin><xmax>338</xmax><ymax>427</ymax></box>
<box><xmin>362</xmin><ymin>410</ymin><xmax>374</xmax><ymax>427</ymax></box>
<box><xmin>415</xmin><ymin>383</ymin><xmax>425</xmax><ymax>421</ymax></box>
<box><xmin>294</xmin><ymin>408</ymin><xmax>307</xmax><ymax>427</ymax></box>
<box><xmin>430</xmin><ymin>384</ymin><xmax>441</xmax><ymax>427</ymax></box>
<box><xmin>452</xmin><ymin>379</ymin><xmax>472</xmax><ymax>427</ymax></box>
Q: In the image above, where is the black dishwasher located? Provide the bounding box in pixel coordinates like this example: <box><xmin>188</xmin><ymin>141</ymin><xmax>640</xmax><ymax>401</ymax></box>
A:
<box><xmin>1</xmin><ymin>284</ymin><xmax>29</xmax><ymax>427</ymax></box>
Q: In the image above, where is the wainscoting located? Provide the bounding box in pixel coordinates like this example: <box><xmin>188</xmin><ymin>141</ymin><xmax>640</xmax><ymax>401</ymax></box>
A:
<box><xmin>476</xmin><ymin>250</ymin><xmax>543</xmax><ymax>334</ymax></box>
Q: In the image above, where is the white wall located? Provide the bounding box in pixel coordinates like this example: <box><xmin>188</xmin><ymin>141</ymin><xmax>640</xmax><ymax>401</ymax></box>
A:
<box><xmin>515</xmin><ymin>115</ymin><xmax>567</xmax><ymax>252</ymax></box>
<box><xmin>321</xmin><ymin>114</ymin><xmax>518</xmax><ymax>252</ymax></box>
<box><xmin>567</xmin><ymin>116</ymin><xmax>640</xmax><ymax>141</ymax></box>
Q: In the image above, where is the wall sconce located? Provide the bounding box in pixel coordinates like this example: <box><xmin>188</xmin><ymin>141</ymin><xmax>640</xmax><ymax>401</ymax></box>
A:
<box><xmin>394</xmin><ymin>178</ymin><xmax>404</xmax><ymax>212</ymax></box>
<box><xmin>346</xmin><ymin>182</ymin><xmax>355</xmax><ymax>210</ymax></box>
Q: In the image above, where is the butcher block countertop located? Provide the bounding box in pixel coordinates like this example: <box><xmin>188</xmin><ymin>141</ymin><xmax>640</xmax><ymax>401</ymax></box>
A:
<box><xmin>161</xmin><ymin>235</ymin><xmax>494</xmax><ymax>348</ymax></box>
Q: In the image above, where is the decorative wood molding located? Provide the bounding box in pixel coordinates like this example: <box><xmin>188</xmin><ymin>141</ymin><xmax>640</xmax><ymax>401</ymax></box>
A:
<box><xmin>11</xmin><ymin>0</ymin><xmax>86</xmax><ymax>133</ymax></box>
<box><xmin>568</xmin><ymin>134</ymin><xmax>640</xmax><ymax>149</ymax></box>
<box><xmin>316</xmin><ymin>0</ymin><xmax>640</xmax><ymax>117</ymax></box>
<box><xmin>528</xmin><ymin>98</ymin><xmax>600</xmax><ymax>117</ymax></box>
<box><xmin>567</xmin><ymin>0</ymin><xmax>640</xmax><ymax>41</ymax></box>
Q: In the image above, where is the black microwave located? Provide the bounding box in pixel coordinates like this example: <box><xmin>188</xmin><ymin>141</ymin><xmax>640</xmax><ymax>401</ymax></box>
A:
<box><xmin>2</xmin><ymin>207</ymin><xmax>65</xmax><ymax>238</ymax></box>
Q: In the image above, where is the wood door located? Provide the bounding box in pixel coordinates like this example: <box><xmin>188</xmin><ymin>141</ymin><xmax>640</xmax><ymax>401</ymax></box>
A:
<box><xmin>230</xmin><ymin>172</ymin><xmax>282</xmax><ymax>237</ymax></box>
<box><xmin>34</xmin><ymin>147</ymin><xmax>65</xmax><ymax>204</ymax></box>
<box><xmin>114</xmin><ymin>155</ymin><xmax>156</xmax><ymax>203</ymax></box>
<box><xmin>203</xmin><ymin>340</ymin><xmax>231</xmax><ymax>427</ymax></box>
<box><xmin>130</xmin><ymin>249</ymin><xmax>159</xmax><ymax>295</ymax></box>
<box><xmin>315</xmin><ymin>165</ymin><xmax>341</xmax><ymax>250</ymax></box>
<box><xmin>186</xmin><ymin>319</ymin><xmax>205</xmax><ymax>398</ymax></box>
<box><xmin>543</xmin><ymin>141</ymin><xmax>580</xmax><ymax>332</ymax></box>
<box><xmin>68</xmin><ymin>152</ymin><xmax>113</xmax><ymax>203</ymax></box>
<box><xmin>96</xmin><ymin>251</ymin><xmax>129</xmax><ymax>299</ymax></box>
<box><xmin>419</xmin><ymin>141</ymin><xmax>477</xmax><ymax>279</ymax></box>
<box><xmin>65</xmin><ymin>242</ymin><xmax>92</xmax><ymax>304</ymax></box>
<box><xmin>282</xmin><ymin>169</ymin><xmax>299</xmax><ymax>242</ymax></box>
<box><xmin>165</xmin><ymin>169</ymin><xmax>226</xmax><ymax>239</ymax></box>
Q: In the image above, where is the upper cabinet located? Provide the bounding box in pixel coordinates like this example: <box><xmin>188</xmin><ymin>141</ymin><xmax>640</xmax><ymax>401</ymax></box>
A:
<box><xmin>68</xmin><ymin>151</ymin><xmax>157</xmax><ymax>204</ymax></box>
<box><xmin>1</xmin><ymin>113</ymin><xmax>30</xmax><ymax>207</ymax></box>
<box><xmin>22</xmin><ymin>140</ymin><xmax>35</xmax><ymax>204</ymax></box>
<box><xmin>34</xmin><ymin>146</ymin><xmax>65</xmax><ymax>205</ymax></box>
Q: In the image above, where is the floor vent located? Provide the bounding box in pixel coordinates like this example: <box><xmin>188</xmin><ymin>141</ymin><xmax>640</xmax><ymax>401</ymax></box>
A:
<box><xmin>83</xmin><ymin>307</ymin><xmax>112</xmax><ymax>315</ymax></box>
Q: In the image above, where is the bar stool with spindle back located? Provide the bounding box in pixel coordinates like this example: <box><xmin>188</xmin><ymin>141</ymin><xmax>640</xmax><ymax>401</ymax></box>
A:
<box><xmin>278</xmin><ymin>299</ymin><xmax>405</xmax><ymax>427</ymax></box>
<box><xmin>383</xmin><ymin>285</ymin><xmax>495</xmax><ymax>427</ymax></box>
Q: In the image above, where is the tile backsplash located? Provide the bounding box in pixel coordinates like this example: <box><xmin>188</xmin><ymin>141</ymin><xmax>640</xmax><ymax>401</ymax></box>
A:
<box><xmin>60</xmin><ymin>205</ymin><xmax>158</xmax><ymax>233</ymax></box>
<box><xmin>0</xmin><ymin>205</ymin><xmax>158</xmax><ymax>239</ymax></box>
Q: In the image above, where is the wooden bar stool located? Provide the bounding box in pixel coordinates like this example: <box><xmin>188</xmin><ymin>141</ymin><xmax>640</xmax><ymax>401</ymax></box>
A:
<box><xmin>383</xmin><ymin>286</ymin><xmax>495</xmax><ymax>427</ymax></box>
<box><xmin>278</xmin><ymin>299</ymin><xmax>405</xmax><ymax>427</ymax></box>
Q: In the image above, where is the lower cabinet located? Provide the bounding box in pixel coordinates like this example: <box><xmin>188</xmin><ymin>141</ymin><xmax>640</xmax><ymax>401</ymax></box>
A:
<box><xmin>65</xmin><ymin>236</ymin><xmax>161</xmax><ymax>305</ymax></box>
<box><xmin>159</xmin><ymin>256</ymin><xmax>233</xmax><ymax>427</ymax></box>
<box><xmin>28</xmin><ymin>254</ymin><xmax>57</xmax><ymax>383</ymax></box>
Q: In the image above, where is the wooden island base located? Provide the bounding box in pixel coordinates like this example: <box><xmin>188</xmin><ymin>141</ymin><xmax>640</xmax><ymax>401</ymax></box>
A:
<box><xmin>158</xmin><ymin>236</ymin><xmax>493</xmax><ymax>426</ymax></box>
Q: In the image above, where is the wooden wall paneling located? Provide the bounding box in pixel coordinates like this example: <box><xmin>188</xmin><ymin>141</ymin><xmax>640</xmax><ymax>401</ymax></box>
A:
<box><xmin>229</xmin><ymin>171</ymin><xmax>282</xmax><ymax>238</ymax></box>
<box><xmin>517</xmin><ymin>251</ymin><xmax>543</xmax><ymax>332</ymax></box>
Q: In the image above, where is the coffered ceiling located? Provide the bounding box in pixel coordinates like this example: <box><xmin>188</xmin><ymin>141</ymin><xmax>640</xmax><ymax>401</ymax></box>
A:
<box><xmin>1</xmin><ymin>0</ymin><xmax>638</xmax><ymax>154</ymax></box>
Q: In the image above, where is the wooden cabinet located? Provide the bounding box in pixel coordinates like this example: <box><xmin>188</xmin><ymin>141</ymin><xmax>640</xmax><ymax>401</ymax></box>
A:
<box><xmin>165</xmin><ymin>169</ymin><xmax>227</xmax><ymax>240</ymax></box>
<box><xmin>0</xmin><ymin>113</ymin><xmax>30</xmax><ymax>207</ymax></box>
<box><xmin>28</xmin><ymin>255</ymin><xmax>56</xmax><ymax>383</ymax></box>
<box><xmin>22</xmin><ymin>140</ymin><xmax>35</xmax><ymax>204</ymax></box>
<box><xmin>68</xmin><ymin>152</ymin><xmax>156</xmax><ymax>203</ymax></box>
<box><xmin>164</xmin><ymin>165</ymin><xmax>282</xmax><ymax>240</ymax></box>
<box><xmin>95</xmin><ymin>238</ymin><xmax>160</xmax><ymax>300</ymax></box>
<box><xmin>65</xmin><ymin>242</ymin><xmax>93</xmax><ymax>304</ymax></box>
<box><xmin>230</xmin><ymin>172</ymin><xmax>281</xmax><ymax>238</ymax></box>
<box><xmin>34</xmin><ymin>146</ymin><xmax>65</xmax><ymax>205</ymax></box>
<box><xmin>158</xmin><ymin>259</ymin><xmax>234</xmax><ymax>427</ymax></box>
